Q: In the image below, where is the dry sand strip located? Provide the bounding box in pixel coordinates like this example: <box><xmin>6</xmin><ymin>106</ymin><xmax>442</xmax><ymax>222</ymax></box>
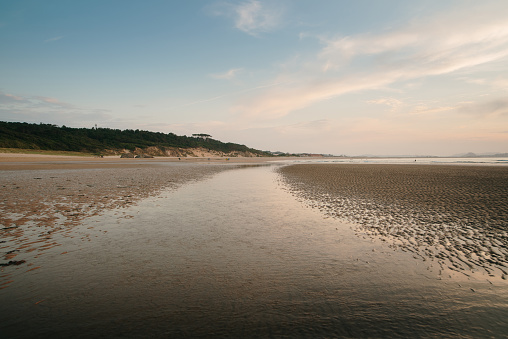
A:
<box><xmin>278</xmin><ymin>164</ymin><xmax>508</xmax><ymax>280</ymax></box>
<box><xmin>0</xmin><ymin>161</ymin><xmax>245</xmax><ymax>288</ymax></box>
<box><xmin>0</xmin><ymin>153</ymin><xmax>285</xmax><ymax>170</ymax></box>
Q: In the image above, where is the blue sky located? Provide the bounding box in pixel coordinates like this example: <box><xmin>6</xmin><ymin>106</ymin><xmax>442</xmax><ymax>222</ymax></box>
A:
<box><xmin>1</xmin><ymin>0</ymin><xmax>508</xmax><ymax>156</ymax></box>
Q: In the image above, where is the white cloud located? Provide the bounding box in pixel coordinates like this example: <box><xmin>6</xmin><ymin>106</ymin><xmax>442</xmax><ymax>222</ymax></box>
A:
<box><xmin>234</xmin><ymin>0</ymin><xmax>279</xmax><ymax>35</ymax></box>
<box><xmin>0</xmin><ymin>91</ymin><xmax>111</xmax><ymax>125</ymax></box>
<box><xmin>368</xmin><ymin>98</ymin><xmax>404</xmax><ymax>111</ymax></box>
<box><xmin>233</xmin><ymin>2</ymin><xmax>508</xmax><ymax>120</ymax></box>
<box><xmin>210</xmin><ymin>68</ymin><xmax>243</xmax><ymax>80</ymax></box>
<box><xmin>458</xmin><ymin>98</ymin><xmax>508</xmax><ymax>118</ymax></box>
<box><xmin>209</xmin><ymin>0</ymin><xmax>282</xmax><ymax>36</ymax></box>
<box><xmin>234</xmin><ymin>70</ymin><xmax>399</xmax><ymax>119</ymax></box>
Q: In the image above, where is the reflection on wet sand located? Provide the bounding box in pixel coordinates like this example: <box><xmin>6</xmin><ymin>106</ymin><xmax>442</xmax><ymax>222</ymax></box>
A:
<box><xmin>0</xmin><ymin>164</ymin><xmax>231</xmax><ymax>289</ymax></box>
<box><xmin>1</xmin><ymin>163</ymin><xmax>508</xmax><ymax>337</ymax></box>
<box><xmin>279</xmin><ymin>164</ymin><xmax>508</xmax><ymax>280</ymax></box>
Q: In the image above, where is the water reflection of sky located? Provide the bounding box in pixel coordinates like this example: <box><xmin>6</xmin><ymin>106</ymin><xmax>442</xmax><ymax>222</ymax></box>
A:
<box><xmin>2</xmin><ymin>165</ymin><xmax>508</xmax><ymax>337</ymax></box>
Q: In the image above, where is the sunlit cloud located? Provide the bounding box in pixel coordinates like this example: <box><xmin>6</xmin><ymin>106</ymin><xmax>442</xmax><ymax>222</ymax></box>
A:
<box><xmin>234</xmin><ymin>71</ymin><xmax>399</xmax><ymax>119</ymax></box>
<box><xmin>0</xmin><ymin>92</ymin><xmax>26</xmax><ymax>103</ymax></box>
<box><xmin>368</xmin><ymin>98</ymin><xmax>404</xmax><ymax>112</ymax></box>
<box><xmin>234</xmin><ymin>2</ymin><xmax>508</xmax><ymax>120</ymax></box>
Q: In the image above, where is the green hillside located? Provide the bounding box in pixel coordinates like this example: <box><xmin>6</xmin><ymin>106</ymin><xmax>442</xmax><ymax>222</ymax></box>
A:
<box><xmin>0</xmin><ymin>121</ymin><xmax>270</xmax><ymax>156</ymax></box>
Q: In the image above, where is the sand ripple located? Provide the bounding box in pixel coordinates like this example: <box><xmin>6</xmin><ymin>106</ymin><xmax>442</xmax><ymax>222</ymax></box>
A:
<box><xmin>278</xmin><ymin>164</ymin><xmax>508</xmax><ymax>279</ymax></box>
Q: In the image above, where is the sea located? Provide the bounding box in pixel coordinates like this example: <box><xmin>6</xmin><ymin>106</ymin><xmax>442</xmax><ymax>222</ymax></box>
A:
<box><xmin>272</xmin><ymin>156</ymin><xmax>508</xmax><ymax>166</ymax></box>
<box><xmin>1</xmin><ymin>158</ymin><xmax>507</xmax><ymax>338</ymax></box>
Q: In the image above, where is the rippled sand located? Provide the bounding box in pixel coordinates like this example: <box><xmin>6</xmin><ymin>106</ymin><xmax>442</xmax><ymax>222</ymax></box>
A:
<box><xmin>0</xmin><ymin>163</ymin><xmax>231</xmax><ymax>289</ymax></box>
<box><xmin>279</xmin><ymin>164</ymin><xmax>508</xmax><ymax>279</ymax></box>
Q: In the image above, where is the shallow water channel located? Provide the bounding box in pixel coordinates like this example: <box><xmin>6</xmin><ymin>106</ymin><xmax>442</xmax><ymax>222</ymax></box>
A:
<box><xmin>2</xmin><ymin>164</ymin><xmax>507</xmax><ymax>338</ymax></box>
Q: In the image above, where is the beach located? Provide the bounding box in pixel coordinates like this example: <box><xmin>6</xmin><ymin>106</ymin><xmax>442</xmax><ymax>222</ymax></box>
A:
<box><xmin>279</xmin><ymin>164</ymin><xmax>508</xmax><ymax>280</ymax></box>
<box><xmin>0</xmin><ymin>155</ymin><xmax>250</xmax><ymax>283</ymax></box>
<box><xmin>1</xmin><ymin>155</ymin><xmax>508</xmax><ymax>337</ymax></box>
<box><xmin>0</xmin><ymin>153</ymin><xmax>281</xmax><ymax>170</ymax></box>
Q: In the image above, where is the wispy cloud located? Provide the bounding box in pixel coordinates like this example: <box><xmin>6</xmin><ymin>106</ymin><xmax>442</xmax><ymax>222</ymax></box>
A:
<box><xmin>234</xmin><ymin>2</ymin><xmax>508</xmax><ymax>119</ymax></box>
<box><xmin>234</xmin><ymin>0</ymin><xmax>280</xmax><ymax>36</ymax></box>
<box><xmin>408</xmin><ymin>105</ymin><xmax>457</xmax><ymax>117</ymax></box>
<box><xmin>0</xmin><ymin>92</ymin><xmax>26</xmax><ymax>103</ymax></box>
<box><xmin>44</xmin><ymin>36</ymin><xmax>64</xmax><ymax>43</ymax></box>
<box><xmin>209</xmin><ymin>0</ymin><xmax>282</xmax><ymax>36</ymax></box>
<box><xmin>0</xmin><ymin>91</ymin><xmax>111</xmax><ymax>125</ymax></box>
<box><xmin>173</xmin><ymin>81</ymin><xmax>289</xmax><ymax>109</ymax></box>
<box><xmin>210</xmin><ymin>68</ymin><xmax>243</xmax><ymax>80</ymax></box>
<box><xmin>458</xmin><ymin>98</ymin><xmax>508</xmax><ymax>118</ymax></box>
<box><xmin>34</xmin><ymin>96</ymin><xmax>75</xmax><ymax>109</ymax></box>
<box><xmin>368</xmin><ymin>98</ymin><xmax>404</xmax><ymax>112</ymax></box>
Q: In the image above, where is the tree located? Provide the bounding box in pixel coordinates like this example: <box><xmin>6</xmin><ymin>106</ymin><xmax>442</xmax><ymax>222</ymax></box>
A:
<box><xmin>192</xmin><ymin>133</ymin><xmax>212</xmax><ymax>140</ymax></box>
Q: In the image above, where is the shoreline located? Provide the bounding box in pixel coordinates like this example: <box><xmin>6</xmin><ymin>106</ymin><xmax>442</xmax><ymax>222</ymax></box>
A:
<box><xmin>2</xmin><ymin>152</ymin><xmax>507</xmax><ymax>171</ymax></box>
<box><xmin>0</xmin><ymin>153</ymin><xmax>294</xmax><ymax>170</ymax></box>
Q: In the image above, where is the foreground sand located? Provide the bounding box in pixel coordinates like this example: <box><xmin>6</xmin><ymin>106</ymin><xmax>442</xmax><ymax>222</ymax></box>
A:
<box><xmin>279</xmin><ymin>164</ymin><xmax>508</xmax><ymax>279</ymax></box>
<box><xmin>0</xmin><ymin>159</ymin><xmax>246</xmax><ymax>288</ymax></box>
<box><xmin>0</xmin><ymin>152</ymin><xmax>295</xmax><ymax>289</ymax></box>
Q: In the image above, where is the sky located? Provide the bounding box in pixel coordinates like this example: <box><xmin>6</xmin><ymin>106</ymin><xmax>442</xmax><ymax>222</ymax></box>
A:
<box><xmin>1</xmin><ymin>0</ymin><xmax>508</xmax><ymax>156</ymax></box>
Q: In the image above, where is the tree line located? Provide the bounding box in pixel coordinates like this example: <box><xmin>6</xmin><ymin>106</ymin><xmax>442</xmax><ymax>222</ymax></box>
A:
<box><xmin>0</xmin><ymin>121</ymin><xmax>270</xmax><ymax>156</ymax></box>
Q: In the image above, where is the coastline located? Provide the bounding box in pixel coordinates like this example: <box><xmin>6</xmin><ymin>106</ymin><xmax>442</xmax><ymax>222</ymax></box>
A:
<box><xmin>3</xmin><ymin>155</ymin><xmax>507</xmax><ymax>284</ymax></box>
<box><xmin>0</xmin><ymin>153</ymin><xmax>292</xmax><ymax>171</ymax></box>
<box><xmin>2</xmin><ymin>157</ymin><xmax>508</xmax><ymax>337</ymax></box>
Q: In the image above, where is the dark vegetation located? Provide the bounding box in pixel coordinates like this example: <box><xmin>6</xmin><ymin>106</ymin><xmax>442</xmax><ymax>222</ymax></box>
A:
<box><xmin>0</xmin><ymin>121</ymin><xmax>270</xmax><ymax>156</ymax></box>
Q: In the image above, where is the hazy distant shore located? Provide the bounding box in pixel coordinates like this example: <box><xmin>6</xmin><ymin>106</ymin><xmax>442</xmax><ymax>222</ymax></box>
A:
<box><xmin>279</xmin><ymin>163</ymin><xmax>508</xmax><ymax>280</ymax></box>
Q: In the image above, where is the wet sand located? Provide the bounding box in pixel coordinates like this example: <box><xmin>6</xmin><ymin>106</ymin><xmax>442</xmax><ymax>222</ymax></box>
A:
<box><xmin>2</xmin><ymin>160</ymin><xmax>508</xmax><ymax>337</ymax></box>
<box><xmin>0</xmin><ymin>159</ymin><xmax>240</xmax><ymax>289</ymax></box>
<box><xmin>279</xmin><ymin>164</ymin><xmax>508</xmax><ymax>280</ymax></box>
<box><xmin>0</xmin><ymin>153</ymin><xmax>291</xmax><ymax>285</ymax></box>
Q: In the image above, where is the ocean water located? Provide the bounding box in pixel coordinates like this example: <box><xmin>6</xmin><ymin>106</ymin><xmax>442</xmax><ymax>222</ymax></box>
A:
<box><xmin>273</xmin><ymin>156</ymin><xmax>508</xmax><ymax>166</ymax></box>
<box><xmin>1</xmin><ymin>164</ymin><xmax>507</xmax><ymax>338</ymax></box>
